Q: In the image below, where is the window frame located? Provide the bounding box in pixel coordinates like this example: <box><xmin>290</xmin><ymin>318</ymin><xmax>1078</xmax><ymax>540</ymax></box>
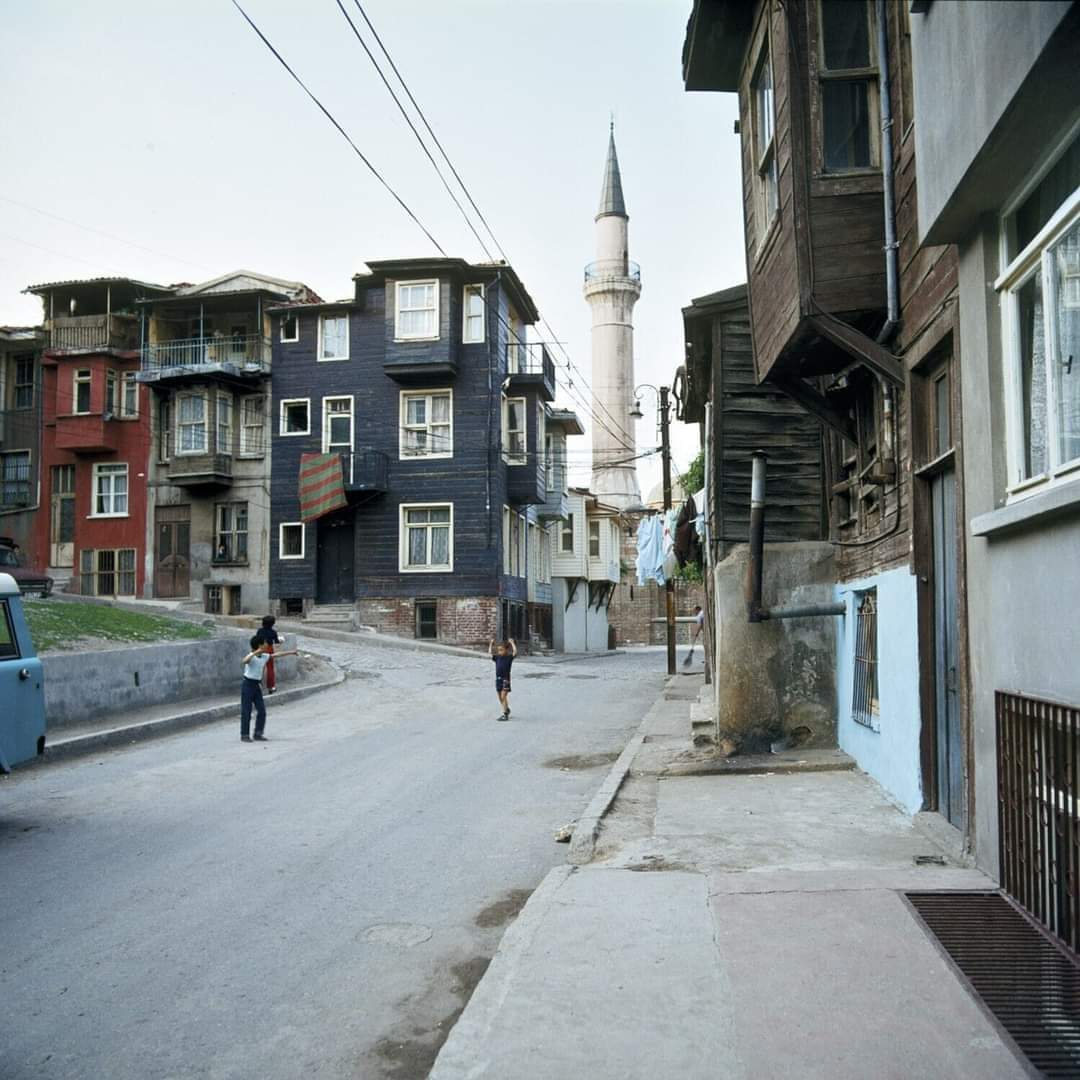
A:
<box><xmin>176</xmin><ymin>391</ymin><xmax>208</xmax><ymax>455</ymax></box>
<box><xmin>462</xmin><ymin>283</ymin><xmax>485</xmax><ymax>344</ymax></box>
<box><xmin>588</xmin><ymin>519</ymin><xmax>601</xmax><ymax>559</ymax></box>
<box><xmin>239</xmin><ymin>394</ymin><xmax>266</xmax><ymax>458</ymax></box>
<box><xmin>14</xmin><ymin>354</ymin><xmax>34</xmax><ymax>410</ymax></box>
<box><xmin>815</xmin><ymin>0</ymin><xmax>880</xmax><ymax>176</ymax></box>
<box><xmin>502</xmin><ymin>396</ymin><xmax>527</xmax><ymax>465</ymax></box>
<box><xmin>90</xmin><ymin>462</ymin><xmax>129</xmax><ymax>519</ymax></box>
<box><xmin>121</xmin><ymin>371</ymin><xmax>138</xmax><ymax>418</ymax></box>
<box><xmin>278</xmin><ymin>521</ymin><xmax>306</xmax><ymax>560</ymax></box>
<box><xmin>0</xmin><ymin>449</ymin><xmax>31</xmax><ymax>508</ymax></box>
<box><xmin>80</xmin><ymin>547</ymin><xmax>136</xmax><ymax>597</ymax></box>
<box><xmin>217</xmin><ymin>392</ymin><xmax>234</xmax><ymax>456</ymax></box>
<box><xmin>395</xmin><ymin>279</ymin><xmax>440</xmax><ymax>342</ymax></box>
<box><xmin>280</xmin><ymin>312</ymin><xmax>299</xmax><ymax>343</ymax></box>
<box><xmin>561</xmin><ymin>512</ymin><xmax>575</xmax><ymax>554</ymax></box>
<box><xmin>279</xmin><ymin>397</ymin><xmax>311</xmax><ymax>437</ymax></box>
<box><xmin>321</xmin><ymin>395</ymin><xmax>355</xmax><ymax>454</ymax></box>
<box><xmin>213</xmin><ymin>500</ymin><xmax>249</xmax><ymax>564</ymax></box>
<box><xmin>399</xmin><ymin>388</ymin><xmax>453</xmax><ymax>460</ymax></box>
<box><xmin>73</xmin><ymin>368</ymin><xmax>92</xmax><ymax>415</ymax></box>
<box><xmin>750</xmin><ymin>36</ymin><xmax>779</xmax><ymax>241</ymax></box>
<box><xmin>317</xmin><ymin>311</ymin><xmax>350</xmax><ymax>362</ymax></box>
<box><xmin>399</xmin><ymin>501</ymin><xmax>454</xmax><ymax>573</ymax></box>
<box><xmin>996</xmin><ymin>146</ymin><xmax>1080</xmax><ymax>498</ymax></box>
<box><xmin>157</xmin><ymin>398</ymin><xmax>172</xmax><ymax>463</ymax></box>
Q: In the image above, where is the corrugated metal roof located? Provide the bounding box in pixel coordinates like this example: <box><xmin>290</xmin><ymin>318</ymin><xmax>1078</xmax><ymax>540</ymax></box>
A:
<box><xmin>23</xmin><ymin>276</ymin><xmax>171</xmax><ymax>295</ymax></box>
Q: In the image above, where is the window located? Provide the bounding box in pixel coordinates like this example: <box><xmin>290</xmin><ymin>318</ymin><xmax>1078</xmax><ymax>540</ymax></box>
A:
<box><xmin>751</xmin><ymin>40</ymin><xmax>778</xmax><ymax>235</ymax></box>
<box><xmin>463</xmin><ymin>284</ymin><xmax>485</xmax><ymax>343</ymax></box>
<box><xmin>0</xmin><ymin>600</ymin><xmax>19</xmax><ymax>660</ymax></box>
<box><xmin>14</xmin><ymin>355</ymin><xmax>33</xmax><ymax>410</ymax></box>
<box><xmin>588</xmin><ymin>519</ymin><xmax>601</xmax><ymax>559</ymax></box>
<box><xmin>177</xmin><ymin>393</ymin><xmax>207</xmax><ymax>453</ymax></box>
<box><xmin>280</xmin><ymin>313</ymin><xmax>299</xmax><ymax>343</ymax></box>
<box><xmin>503</xmin><ymin>397</ymin><xmax>527</xmax><ymax>464</ymax></box>
<box><xmin>239</xmin><ymin>395</ymin><xmax>265</xmax><ymax>456</ymax></box>
<box><xmin>105</xmin><ymin>369</ymin><xmax>117</xmax><ymax>417</ymax></box>
<box><xmin>818</xmin><ymin>0</ymin><xmax>877</xmax><ymax>173</ymax></box>
<box><xmin>158</xmin><ymin>398</ymin><xmax>172</xmax><ymax>462</ymax></box>
<box><xmin>502</xmin><ymin>507</ymin><xmax>525</xmax><ymax>577</ymax></box>
<box><xmin>401</xmin><ymin>503</ymin><xmax>452</xmax><ymax>571</ymax></box>
<box><xmin>999</xmin><ymin>131</ymin><xmax>1080</xmax><ymax>491</ymax></box>
<box><xmin>217</xmin><ymin>394</ymin><xmax>233</xmax><ymax>455</ymax></box>
<box><xmin>121</xmin><ymin>372</ymin><xmax>138</xmax><ymax>418</ymax></box>
<box><xmin>214</xmin><ymin>502</ymin><xmax>248</xmax><ymax>563</ymax></box>
<box><xmin>852</xmin><ymin>589</ymin><xmax>879</xmax><ymax>728</ymax></box>
<box><xmin>545</xmin><ymin>435</ymin><xmax>556</xmax><ymax>492</ymax></box>
<box><xmin>80</xmin><ymin>548</ymin><xmax>136</xmax><ymax>597</ymax></box>
<box><xmin>400</xmin><ymin>390</ymin><xmax>452</xmax><ymax>458</ymax></box>
<box><xmin>205</xmin><ymin>583</ymin><xmax>223</xmax><ymax>615</ymax></box>
<box><xmin>92</xmin><ymin>463</ymin><xmax>128</xmax><ymax>517</ymax></box>
<box><xmin>561</xmin><ymin>513</ymin><xmax>575</xmax><ymax>553</ymax></box>
<box><xmin>279</xmin><ymin>522</ymin><xmax>305</xmax><ymax>559</ymax></box>
<box><xmin>319</xmin><ymin>313</ymin><xmax>349</xmax><ymax>361</ymax></box>
<box><xmin>396</xmin><ymin>280</ymin><xmax>439</xmax><ymax>340</ymax></box>
<box><xmin>537</xmin><ymin>404</ymin><xmax>547</xmax><ymax>484</ymax></box>
<box><xmin>322</xmin><ymin>396</ymin><xmax>354</xmax><ymax>453</ymax></box>
<box><xmin>415</xmin><ymin>600</ymin><xmax>438</xmax><ymax>639</ymax></box>
<box><xmin>279</xmin><ymin>398</ymin><xmax>310</xmax><ymax>436</ymax></box>
<box><xmin>73</xmin><ymin>369</ymin><xmax>91</xmax><ymax>414</ymax></box>
<box><xmin>0</xmin><ymin>451</ymin><xmax>30</xmax><ymax>507</ymax></box>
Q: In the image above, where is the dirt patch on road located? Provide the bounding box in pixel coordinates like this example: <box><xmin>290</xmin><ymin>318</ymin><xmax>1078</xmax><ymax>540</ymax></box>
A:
<box><xmin>474</xmin><ymin>888</ymin><xmax>532</xmax><ymax>928</ymax></box>
<box><xmin>372</xmin><ymin>956</ymin><xmax>491</xmax><ymax>1080</ymax></box>
<box><xmin>543</xmin><ymin>752</ymin><xmax>620</xmax><ymax>771</ymax></box>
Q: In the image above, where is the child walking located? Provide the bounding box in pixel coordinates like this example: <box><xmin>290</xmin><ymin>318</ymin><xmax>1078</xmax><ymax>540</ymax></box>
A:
<box><xmin>489</xmin><ymin>637</ymin><xmax>517</xmax><ymax>721</ymax></box>
<box><xmin>253</xmin><ymin>614</ymin><xmax>282</xmax><ymax>693</ymax></box>
<box><xmin>240</xmin><ymin>635</ymin><xmax>297</xmax><ymax>742</ymax></box>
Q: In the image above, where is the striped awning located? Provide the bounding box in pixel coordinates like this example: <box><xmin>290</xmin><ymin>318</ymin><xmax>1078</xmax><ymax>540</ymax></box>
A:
<box><xmin>299</xmin><ymin>452</ymin><xmax>347</xmax><ymax>521</ymax></box>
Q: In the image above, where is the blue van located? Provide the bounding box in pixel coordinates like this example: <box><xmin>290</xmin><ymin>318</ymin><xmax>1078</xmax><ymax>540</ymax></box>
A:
<box><xmin>0</xmin><ymin>572</ymin><xmax>45</xmax><ymax>772</ymax></box>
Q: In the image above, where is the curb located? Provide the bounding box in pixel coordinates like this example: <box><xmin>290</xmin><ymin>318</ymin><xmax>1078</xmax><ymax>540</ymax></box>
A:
<box><xmin>273</xmin><ymin>619</ymin><xmax>487</xmax><ymax>660</ymax></box>
<box><xmin>41</xmin><ymin>669</ymin><xmax>347</xmax><ymax>765</ymax></box>
<box><xmin>567</xmin><ymin>709</ymin><xmax>653</xmax><ymax>867</ymax></box>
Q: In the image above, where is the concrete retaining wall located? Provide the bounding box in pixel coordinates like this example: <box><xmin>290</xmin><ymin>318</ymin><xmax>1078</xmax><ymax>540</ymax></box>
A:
<box><xmin>42</xmin><ymin>632</ymin><xmax>299</xmax><ymax>729</ymax></box>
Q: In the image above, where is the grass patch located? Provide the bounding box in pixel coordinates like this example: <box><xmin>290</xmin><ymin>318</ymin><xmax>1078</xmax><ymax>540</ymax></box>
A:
<box><xmin>24</xmin><ymin>600</ymin><xmax>213</xmax><ymax>653</ymax></box>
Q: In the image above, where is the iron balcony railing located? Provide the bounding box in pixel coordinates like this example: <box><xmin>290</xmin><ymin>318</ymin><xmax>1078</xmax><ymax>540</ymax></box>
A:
<box><xmin>583</xmin><ymin>259</ymin><xmax>641</xmax><ymax>285</ymax></box>
<box><xmin>998</xmin><ymin>689</ymin><xmax>1080</xmax><ymax>955</ymax></box>
<box><xmin>506</xmin><ymin>342</ymin><xmax>556</xmax><ymax>385</ymax></box>
<box><xmin>341</xmin><ymin>449</ymin><xmax>389</xmax><ymax>493</ymax></box>
<box><xmin>142</xmin><ymin>334</ymin><xmax>271</xmax><ymax>375</ymax></box>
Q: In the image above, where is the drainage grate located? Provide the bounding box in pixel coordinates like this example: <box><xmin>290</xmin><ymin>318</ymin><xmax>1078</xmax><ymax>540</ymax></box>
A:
<box><xmin>907</xmin><ymin>891</ymin><xmax>1080</xmax><ymax>1078</ymax></box>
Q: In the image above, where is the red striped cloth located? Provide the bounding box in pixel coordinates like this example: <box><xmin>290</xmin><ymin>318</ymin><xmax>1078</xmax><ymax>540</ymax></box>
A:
<box><xmin>299</xmin><ymin>452</ymin><xmax>346</xmax><ymax>521</ymax></box>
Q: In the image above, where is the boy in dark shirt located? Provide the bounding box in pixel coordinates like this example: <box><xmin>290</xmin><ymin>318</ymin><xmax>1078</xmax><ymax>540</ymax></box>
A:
<box><xmin>254</xmin><ymin>615</ymin><xmax>281</xmax><ymax>693</ymax></box>
<box><xmin>489</xmin><ymin>637</ymin><xmax>517</xmax><ymax>721</ymax></box>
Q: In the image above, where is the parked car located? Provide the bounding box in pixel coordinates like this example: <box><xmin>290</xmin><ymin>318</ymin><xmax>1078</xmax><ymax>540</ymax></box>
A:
<box><xmin>0</xmin><ymin>570</ymin><xmax>46</xmax><ymax>771</ymax></box>
<box><xmin>0</xmin><ymin>537</ymin><xmax>53</xmax><ymax>598</ymax></box>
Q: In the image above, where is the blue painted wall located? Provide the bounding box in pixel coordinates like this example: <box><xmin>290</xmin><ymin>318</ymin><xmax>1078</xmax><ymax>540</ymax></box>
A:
<box><xmin>835</xmin><ymin>565</ymin><xmax>923</xmax><ymax>813</ymax></box>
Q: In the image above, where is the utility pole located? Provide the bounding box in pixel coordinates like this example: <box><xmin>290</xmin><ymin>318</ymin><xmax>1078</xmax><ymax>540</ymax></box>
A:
<box><xmin>660</xmin><ymin>385</ymin><xmax>676</xmax><ymax>676</ymax></box>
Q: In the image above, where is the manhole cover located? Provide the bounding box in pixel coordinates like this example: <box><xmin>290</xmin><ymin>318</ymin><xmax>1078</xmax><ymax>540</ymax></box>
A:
<box><xmin>360</xmin><ymin>923</ymin><xmax>433</xmax><ymax>947</ymax></box>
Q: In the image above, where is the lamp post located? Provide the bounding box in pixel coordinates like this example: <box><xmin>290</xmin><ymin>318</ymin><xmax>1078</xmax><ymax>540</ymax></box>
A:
<box><xmin>631</xmin><ymin>384</ymin><xmax>677</xmax><ymax>676</ymax></box>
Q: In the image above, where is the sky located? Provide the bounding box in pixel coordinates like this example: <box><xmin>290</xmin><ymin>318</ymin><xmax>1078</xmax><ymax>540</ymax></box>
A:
<box><xmin>0</xmin><ymin>0</ymin><xmax>744</xmax><ymax>494</ymax></box>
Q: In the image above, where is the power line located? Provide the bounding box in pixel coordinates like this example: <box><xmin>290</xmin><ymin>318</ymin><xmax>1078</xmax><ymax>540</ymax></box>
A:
<box><xmin>229</xmin><ymin>0</ymin><xmax>446</xmax><ymax>257</ymax></box>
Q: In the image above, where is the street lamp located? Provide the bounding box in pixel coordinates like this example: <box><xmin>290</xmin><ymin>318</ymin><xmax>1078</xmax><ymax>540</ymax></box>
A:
<box><xmin>631</xmin><ymin>383</ymin><xmax>677</xmax><ymax>676</ymax></box>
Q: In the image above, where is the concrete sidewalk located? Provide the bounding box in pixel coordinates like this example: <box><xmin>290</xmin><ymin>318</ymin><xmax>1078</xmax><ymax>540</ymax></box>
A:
<box><xmin>431</xmin><ymin>676</ymin><xmax>1029</xmax><ymax>1080</ymax></box>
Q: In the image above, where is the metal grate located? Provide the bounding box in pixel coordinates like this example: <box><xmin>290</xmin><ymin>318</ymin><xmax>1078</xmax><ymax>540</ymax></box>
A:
<box><xmin>908</xmin><ymin>891</ymin><xmax>1080</xmax><ymax>1077</ymax></box>
<box><xmin>998</xmin><ymin>691</ymin><xmax>1080</xmax><ymax>954</ymax></box>
<box><xmin>851</xmin><ymin>589</ymin><xmax>879</xmax><ymax>728</ymax></box>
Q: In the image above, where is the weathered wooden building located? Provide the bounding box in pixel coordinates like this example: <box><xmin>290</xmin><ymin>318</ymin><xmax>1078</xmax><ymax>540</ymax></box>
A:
<box><xmin>684</xmin><ymin>0</ymin><xmax>966</xmax><ymax>833</ymax></box>
<box><xmin>0</xmin><ymin>327</ymin><xmax>44</xmax><ymax>558</ymax></box>
<box><xmin>268</xmin><ymin>257</ymin><xmax>577</xmax><ymax>648</ymax></box>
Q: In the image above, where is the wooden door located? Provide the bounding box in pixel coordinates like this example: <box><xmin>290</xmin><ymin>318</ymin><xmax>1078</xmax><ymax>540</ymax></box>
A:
<box><xmin>49</xmin><ymin>465</ymin><xmax>75</xmax><ymax>567</ymax></box>
<box><xmin>155</xmin><ymin>506</ymin><xmax>191</xmax><ymax>598</ymax></box>
<box><xmin>316</xmin><ymin>513</ymin><xmax>354</xmax><ymax>604</ymax></box>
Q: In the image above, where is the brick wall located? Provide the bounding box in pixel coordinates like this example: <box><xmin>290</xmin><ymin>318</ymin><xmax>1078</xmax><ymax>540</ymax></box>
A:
<box><xmin>355</xmin><ymin>595</ymin><xmax>499</xmax><ymax>647</ymax></box>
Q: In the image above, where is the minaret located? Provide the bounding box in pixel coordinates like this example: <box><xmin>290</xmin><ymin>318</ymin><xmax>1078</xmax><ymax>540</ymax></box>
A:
<box><xmin>584</xmin><ymin>125</ymin><xmax>642</xmax><ymax>510</ymax></box>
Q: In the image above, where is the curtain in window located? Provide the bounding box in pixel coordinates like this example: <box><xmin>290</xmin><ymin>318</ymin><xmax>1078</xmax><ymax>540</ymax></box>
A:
<box><xmin>322</xmin><ymin>316</ymin><xmax>347</xmax><ymax>358</ymax></box>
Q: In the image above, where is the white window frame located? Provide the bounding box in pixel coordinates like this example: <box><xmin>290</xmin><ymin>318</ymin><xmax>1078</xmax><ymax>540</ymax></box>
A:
<box><xmin>588</xmin><ymin>519</ymin><xmax>601</xmax><ymax>559</ymax></box>
<box><xmin>176</xmin><ymin>391</ymin><xmax>208</xmax><ymax>455</ymax></box>
<box><xmin>463</xmin><ymin>283</ymin><xmax>485</xmax><ymax>344</ymax></box>
<box><xmin>239</xmin><ymin>395</ymin><xmax>265</xmax><ymax>457</ymax></box>
<box><xmin>121</xmin><ymin>371</ymin><xmax>138</xmax><ymax>418</ymax></box>
<box><xmin>91</xmin><ymin>462</ymin><xmax>129</xmax><ymax>518</ymax></box>
<box><xmin>279</xmin><ymin>521</ymin><xmax>306</xmax><ymax>560</ymax></box>
<box><xmin>322</xmin><ymin>395</ymin><xmax>355</xmax><ymax>454</ymax></box>
<box><xmin>217</xmin><ymin>392</ymin><xmax>234</xmax><ymax>456</ymax></box>
<box><xmin>279</xmin><ymin>397</ymin><xmax>311</xmax><ymax>436</ymax></box>
<box><xmin>318</xmin><ymin>312</ymin><xmax>350</xmax><ymax>362</ymax></box>
<box><xmin>280</xmin><ymin>313</ymin><xmax>299</xmax><ymax>343</ymax></box>
<box><xmin>502</xmin><ymin>396</ymin><xmax>527</xmax><ymax>464</ymax></box>
<box><xmin>395</xmin><ymin>279</ymin><xmax>440</xmax><ymax>342</ymax></box>
<box><xmin>561</xmin><ymin>512</ymin><xmax>575</xmax><ymax>554</ymax></box>
<box><xmin>399</xmin><ymin>502</ymin><xmax>453</xmax><ymax>573</ymax></box>
<box><xmin>399</xmin><ymin>389</ymin><xmax>453</xmax><ymax>459</ymax></box>
<box><xmin>73</xmin><ymin>368</ymin><xmax>92</xmax><ymax>415</ymax></box>
<box><xmin>996</xmin><ymin>148</ymin><xmax>1080</xmax><ymax>498</ymax></box>
<box><xmin>751</xmin><ymin>37</ymin><xmax>779</xmax><ymax>240</ymax></box>
<box><xmin>105</xmin><ymin>369</ymin><xmax>118</xmax><ymax>417</ymax></box>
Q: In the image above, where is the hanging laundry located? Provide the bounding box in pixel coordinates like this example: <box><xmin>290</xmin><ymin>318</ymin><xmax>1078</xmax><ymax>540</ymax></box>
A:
<box><xmin>662</xmin><ymin>509</ymin><xmax>679</xmax><ymax>580</ymax></box>
<box><xmin>674</xmin><ymin>494</ymin><xmax>702</xmax><ymax>568</ymax></box>
<box><xmin>636</xmin><ymin>514</ymin><xmax>665</xmax><ymax>587</ymax></box>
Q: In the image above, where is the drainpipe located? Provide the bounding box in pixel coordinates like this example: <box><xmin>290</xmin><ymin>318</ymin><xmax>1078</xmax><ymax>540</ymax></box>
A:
<box><xmin>746</xmin><ymin>452</ymin><xmax>845</xmax><ymax>622</ymax></box>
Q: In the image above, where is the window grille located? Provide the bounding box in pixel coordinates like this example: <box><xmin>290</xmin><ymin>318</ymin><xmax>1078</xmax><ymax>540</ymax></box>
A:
<box><xmin>852</xmin><ymin>589</ymin><xmax>879</xmax><ymax>727</ymax></box>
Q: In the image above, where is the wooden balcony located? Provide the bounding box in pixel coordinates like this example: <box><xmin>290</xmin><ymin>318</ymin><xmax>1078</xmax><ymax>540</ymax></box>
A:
<box><xmin>54</xmin><ymin>414</ymin><xmax>121</xmax><ymax>453</ymax></box>
<box><xmin>46</xmin><ymin>314</ymin><xmax>139</xmax><ymax>355</ymax></box>
<box><xmin>166</xmin><ymin>452</ymin><xmax>233</xmax><ymax>489</ymax></box>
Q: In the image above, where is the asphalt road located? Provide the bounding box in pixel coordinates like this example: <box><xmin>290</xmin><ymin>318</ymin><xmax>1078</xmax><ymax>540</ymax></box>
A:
<box><xmin>0</xmin><ymin>641</ymin><xmax>665</xmax><ymax>1080</ymax></box>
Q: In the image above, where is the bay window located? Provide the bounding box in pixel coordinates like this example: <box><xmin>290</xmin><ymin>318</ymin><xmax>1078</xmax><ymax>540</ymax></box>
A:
<box><xmin>396</xmin><ymin>280</ymin><xmax>439</xmax><ymax>340</ymax></box>
<box><xmin>818</xmin><ymin>0</ymin><xmax>877</xmax><ymax>173</ymax></box>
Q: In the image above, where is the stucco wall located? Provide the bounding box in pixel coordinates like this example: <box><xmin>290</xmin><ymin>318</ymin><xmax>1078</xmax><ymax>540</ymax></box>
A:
<box><xmin>42</xmin><ymin>632</ymin><xmax>299</xmax><ymax>729</ymax></box>
<box><xmin>835</xmin><ymin>567</ymin><xmax>923</xmax><ymax>815</ymax></box>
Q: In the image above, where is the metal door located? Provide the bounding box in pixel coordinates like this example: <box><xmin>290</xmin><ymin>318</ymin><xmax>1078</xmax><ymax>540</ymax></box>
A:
<box><xmin>316</xmin><ymin>513</ymin><xmax>354</xmax><ymax>603</ymax></box>
<box><xmin>49</xmin><ymin>465</ymin><xmax>75</xmax><ymax>567</ymax></box>
<box><xmin>155</xmin><ymin>507</ymin><xmax>191</xmax><ymax>598</ymax></box>
<box><xmin>931</xmin><ymin>466</ymin><xmax>963</xmax><ymax>829</ymax></box>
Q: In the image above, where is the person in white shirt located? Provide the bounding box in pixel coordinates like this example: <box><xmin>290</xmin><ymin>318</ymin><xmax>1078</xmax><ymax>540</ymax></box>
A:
<box><xmin>240</xmin><ymin>636</ymin><xmax>297</xmax><ymax>743</ymax></box>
